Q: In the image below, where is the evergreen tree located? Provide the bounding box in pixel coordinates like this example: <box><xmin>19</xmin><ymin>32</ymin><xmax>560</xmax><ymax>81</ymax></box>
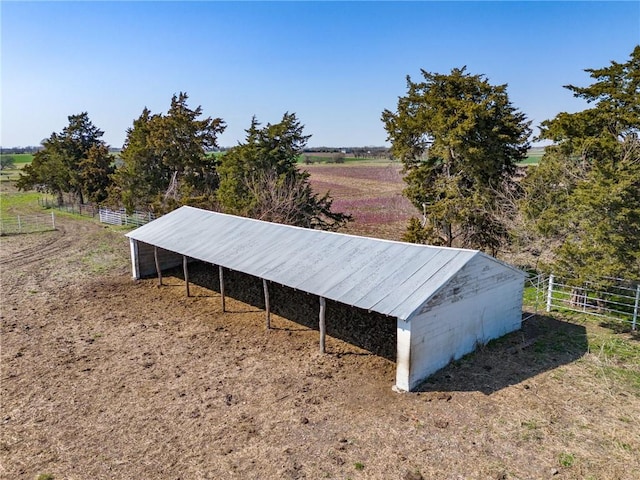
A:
<box><xmin>17</xmin><ymin>112</ymin><xmax>111</xmax><ymax>204</ymax></box>
<box><xmin>217</xmin><ymin>113</ymin><xmax>350</xmax><ymax>230</ymax></box>
<box><xmin>80</xmin><ymin>144</ymin><xmax>115</xmax><ymax>204</ymax></box>
<box><xmin>110</xmin><ymin>108</ymin><xmax>165</xmax><ymax>212</ymax></box>
<box><xmin>382</xmin><ymin>67</ymin><xmax>531</xmax><ymax>254</ymax></box>
<box><xmin>111</xmin><ymin>93</ymin><xmax>226</xmax><ymax>212</ymax></box>
<box><xmin>521</xmin><ymin>46</ymin><xmax>640</xmax><ymax>283</ymax></box>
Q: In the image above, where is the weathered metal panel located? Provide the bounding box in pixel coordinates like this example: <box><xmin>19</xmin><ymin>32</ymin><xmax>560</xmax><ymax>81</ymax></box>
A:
<box><xmin>404</xmin><ymin>254</ymin><xmax>525</xmax><ymax>390</ymax></box>
<box><xmin>126</xmin><ymin>206</ymin><xmax>521</xmax><ymax>321</ymax></box>
<box><xmin>371</xmin><ymin>250</ymin><xmax>471</xmax><ymax>319</ymax></box>
<box><xmin>134</xmin><ymin>241</ymin><xmax>184</xmax><ymax>278</ymax></box>
<box><xmin>297</xmin><ymin>240</ymin><xmax>396</xmax><ymax>297</ymax></box>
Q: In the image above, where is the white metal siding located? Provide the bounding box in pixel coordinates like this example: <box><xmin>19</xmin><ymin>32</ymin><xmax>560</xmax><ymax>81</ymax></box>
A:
<box><xmin>406</xmin><ymin>256</ymin><xmax>524</xmax><ymax>390</ymax></box>
<box><xmin>396</xmin><ymin>319</ymin><xmax>412</xmax><ymax>391</ymax></box>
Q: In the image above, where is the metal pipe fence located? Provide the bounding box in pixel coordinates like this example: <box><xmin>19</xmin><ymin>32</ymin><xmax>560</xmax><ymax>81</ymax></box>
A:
<box><xmin>0</xmin><ymin>212</ymin><xmax>56</xmax><ymax>235</ymax></box>
<box><xmin>38</xmin><ymin>197</ymin><xmax>100</xmax><ymax>217</ymax></box>
<box><xmin>524</xmin><ymin>272</ymin><xmax>638</xmax><ymax>330</ymax></box>
<box><xmin>98</xmin><ymin>207</ymin><xmax>156</xmax><ymax>227</ymax></box>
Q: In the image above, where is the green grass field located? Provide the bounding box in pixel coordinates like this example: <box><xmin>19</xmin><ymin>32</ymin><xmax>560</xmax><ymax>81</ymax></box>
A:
<box><xmin>519</xmin><ymin>147</ymin><xmax>545</xmax><ymax>166</ymax></box>
<box><xmin>0</xmin><ymin>154</ymin><xmax>34</xmax><ymax>182</ymax></box>
<box><xmin>0</xmin><ymin>189</ymin><xmax>43</xmax><ymax>219</ymax></box>
<box><xmin>1</xmin><ymin>153</ymin><xmax>34</xmax><ymax>164</ymax></box>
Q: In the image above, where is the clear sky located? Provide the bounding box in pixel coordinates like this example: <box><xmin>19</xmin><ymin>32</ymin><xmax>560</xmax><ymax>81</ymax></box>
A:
<box><xmin>1</xmin><ymin>1</ymin><xmax>639</xmax><ymax>149</ymax></box>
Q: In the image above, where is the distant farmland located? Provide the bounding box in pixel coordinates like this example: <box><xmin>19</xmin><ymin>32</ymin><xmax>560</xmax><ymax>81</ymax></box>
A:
<box><xmin>304</xmin><ymin>161</ymin><xmax>415</xmax><ymax>240</ymax></box>
<box><xmin>0</xmin><ymin>153</ymin><xmax>33</xmax><ymax>165</ymax></box>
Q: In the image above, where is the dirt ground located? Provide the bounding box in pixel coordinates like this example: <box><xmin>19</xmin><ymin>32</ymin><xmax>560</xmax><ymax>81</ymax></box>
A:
<box><xmin>2</xmin><ymin>214</ymin><xmax>639</xmax><ymax>480</ymax></box>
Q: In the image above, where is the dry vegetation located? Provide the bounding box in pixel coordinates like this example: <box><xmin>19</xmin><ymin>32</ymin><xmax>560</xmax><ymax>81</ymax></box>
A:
<box><xmin>1</xmin><ymin>172</ymin><xmax>639</xmax><ymax>480</ymax></box>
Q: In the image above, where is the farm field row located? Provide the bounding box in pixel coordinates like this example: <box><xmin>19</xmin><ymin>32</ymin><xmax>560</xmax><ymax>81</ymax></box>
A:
<box><xmin>304</xmin><ymin>162</ymin><xmax>415</xmax><ymax>240</ymax></box>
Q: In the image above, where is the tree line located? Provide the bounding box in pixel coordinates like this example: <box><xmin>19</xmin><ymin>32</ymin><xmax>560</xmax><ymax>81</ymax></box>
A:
<box><xmin>17</xmin><ymin>46</ymin><xmax>639</xmax><ymax>282</ymax></box>
<box><xmin>18</xmin><ymin>93</ymin><xmax>350</xmax><ymax>230</ymax></box>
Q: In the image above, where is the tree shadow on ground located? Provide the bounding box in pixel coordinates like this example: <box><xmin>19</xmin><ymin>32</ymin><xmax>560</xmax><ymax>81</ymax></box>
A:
<box><xmin>415</xmin><ymin>314</ymin><xmax>588</xmax><ymax>395</ymax></box>
<box><xmin>168</xmin><ymin>261</ymin><xmax>397</xmax><ymax>362</ymax></box>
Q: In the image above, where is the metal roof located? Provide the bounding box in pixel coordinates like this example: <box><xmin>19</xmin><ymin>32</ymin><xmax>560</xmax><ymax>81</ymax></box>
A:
<box><xmin>126</xmin><ymin>206</ymin><xmax>517</xmax><ymax>320</ymax></box>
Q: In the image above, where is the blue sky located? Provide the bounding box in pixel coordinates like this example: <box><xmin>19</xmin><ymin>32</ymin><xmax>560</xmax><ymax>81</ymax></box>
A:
<box><xmin>2</xmin><ymin>1</ymin><xmax>638</xmax><ymax>148</ymax></box>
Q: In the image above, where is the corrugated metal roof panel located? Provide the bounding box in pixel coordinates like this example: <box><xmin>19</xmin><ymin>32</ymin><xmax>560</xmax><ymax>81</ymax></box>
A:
<box><xmin>126</xmin><ymin>206</ymin><xmax>517</xmax><ymax>320</ymax></box>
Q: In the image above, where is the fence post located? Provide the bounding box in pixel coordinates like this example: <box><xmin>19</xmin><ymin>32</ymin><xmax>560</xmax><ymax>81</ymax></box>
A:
<box><xmin>546</xmin><ymin>274</ymin><xmax>554</xmax><ymax>313</ymax></box>
<box><xmin>633</xmin><ymin>284</ymin><xmax>639</xmax><ymax>331</ymax></box>
<box><xmin>51</xmin><ymin>212</ymin><xmax>56</xmax><ymax>230</ymax></box>
<box><xmin>17</xmin><ymin>215</ymin><xmax>21</xmax><ymax>234</ymax></box>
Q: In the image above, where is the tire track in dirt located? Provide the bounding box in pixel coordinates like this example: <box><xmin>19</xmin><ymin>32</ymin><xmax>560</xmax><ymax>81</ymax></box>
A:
<box><xmin>0</xmin><ymin>219</ymin><xmax>97</xmax><ymax>269</ymax></box>
<box><xmin>0</xmin><ymin>226</ymin><xmax>70</xmax><ymax>268</ymax></box>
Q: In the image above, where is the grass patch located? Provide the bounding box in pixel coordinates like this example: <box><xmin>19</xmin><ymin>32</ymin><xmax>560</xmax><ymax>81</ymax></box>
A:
<box><xmin>558</xmin><ymin>452</ymin><xmax>575</xmax><ymax>467</ymax></box>
<box><xmin>83</xmin><ymin>242</ymin><xmax>121</xmax><ymax>274</ymax></box>
<box><xmin>587</xmin><ymin>333</ymin><xmax>640</xmax><ymax>392</ymax></box>
<box><xmin>1</xmin><ymin>153</ymin><xmax>33</xmax><ymax>165</ymax></box>
<box><xmin>518</xmin><ymin>147</ymin><xmax>545</xmax><ymax>166</ymax></box>
<box><xmin>0</xmin><ymin>189</ymin><xmax>46</xmax><ymax>218</ymax></box>
<box><xmin>534</xmin><ymin>311</ymin><xmax>640</xmax><ymax>394</ymax></box>
<box><xmin>0</xmin><ymin>154</ymin><xmax>32</xmax><ymax>182</ymax></box>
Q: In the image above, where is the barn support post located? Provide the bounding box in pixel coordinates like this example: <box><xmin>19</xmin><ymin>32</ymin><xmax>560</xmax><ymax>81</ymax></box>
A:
<box><xmin>319</xmin><ymin>296</ymin><xmax>326</xmax><ymax>353</ymax></box>
<box><xmin>219</xmin><ymin>265</ymin><xmax>226</xmax><ymax>312</ymax></box>
<box><xmin>263</xmin><ymin>279</ymin><xmax>271</xmax><ymax>329</ymax></box>
<box><xmin>183</xmin><ymin>255</ymin><xmax>190</xmax><ymax>297</ymax></box>
<box><xmin>154</xmin><ymin>246</ymin><xmax>162</xmax><ymax>286</ymax></box>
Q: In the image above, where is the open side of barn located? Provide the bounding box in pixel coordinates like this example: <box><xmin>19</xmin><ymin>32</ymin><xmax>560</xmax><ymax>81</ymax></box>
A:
<box><xmin>126</xmin><ymin>206</ymin><xmax>525</xmax><ymax>392</ymax></box>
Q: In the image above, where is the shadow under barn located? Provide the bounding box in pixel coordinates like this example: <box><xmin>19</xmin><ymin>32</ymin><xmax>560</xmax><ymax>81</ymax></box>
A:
<box><xmin>158</xmin><ymin>261</ymin><xmax>589</xmax><ymax>394</ymax></box>
<box><xmin>167</xmin><ymin>260</ymin><xmax>397</xmax><ymax>362</ymax></box>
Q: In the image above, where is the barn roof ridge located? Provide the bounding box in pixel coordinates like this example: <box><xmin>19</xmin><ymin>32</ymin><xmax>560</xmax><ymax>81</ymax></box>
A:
<box><xmin>126</xmin><ymin>206</ymin><xmax>523</xmax><ymax>321</ymax></box>
<box><xmin>168</xmin><ymin>205</ymin><xmax>483</xmax><ymax>254</ymax></box>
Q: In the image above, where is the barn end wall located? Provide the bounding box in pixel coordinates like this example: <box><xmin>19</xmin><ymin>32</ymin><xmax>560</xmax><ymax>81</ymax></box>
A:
<box><xmin>405</xmin><ymin>257</ymin><xmax>524</xmax><ymax>391</ymax></box>
<box><xmin>130</xmin><ymin>239</ymin><xmax>184</xmax><ymax>279</ymax></box>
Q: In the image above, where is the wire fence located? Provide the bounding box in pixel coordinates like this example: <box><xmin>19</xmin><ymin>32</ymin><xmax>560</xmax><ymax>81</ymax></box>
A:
<box><xmin>0</xmin><ymin>213</ymin><xmax>56</xmax><ymax>235</ymax></box>
<box><xmin>38</xmin><ymin>197</ymin><xmax>100</xmax><ymax>218</ymax></box>
<box><xmin>523</xmin><ymin>272</ymin><xmax>639</xmax><ymax>330</ymax></box>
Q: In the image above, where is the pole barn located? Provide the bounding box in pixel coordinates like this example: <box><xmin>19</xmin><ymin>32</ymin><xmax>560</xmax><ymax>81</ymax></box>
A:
<box><xmin>126</xmin><ymin>206</ymin><xmax>525</xmax><ymax>392</ymax></box>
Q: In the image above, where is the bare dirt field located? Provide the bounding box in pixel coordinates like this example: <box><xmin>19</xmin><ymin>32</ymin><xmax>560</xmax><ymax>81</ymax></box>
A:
<box><xmin>304</xmin><ymin>162</ymin><xmax>415</xmax><ymax>240</ymax></box>
<box><xmin>1</xmin><ymin>180</ymin><xmax>639</xmax><ymax>479</ymax></box>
